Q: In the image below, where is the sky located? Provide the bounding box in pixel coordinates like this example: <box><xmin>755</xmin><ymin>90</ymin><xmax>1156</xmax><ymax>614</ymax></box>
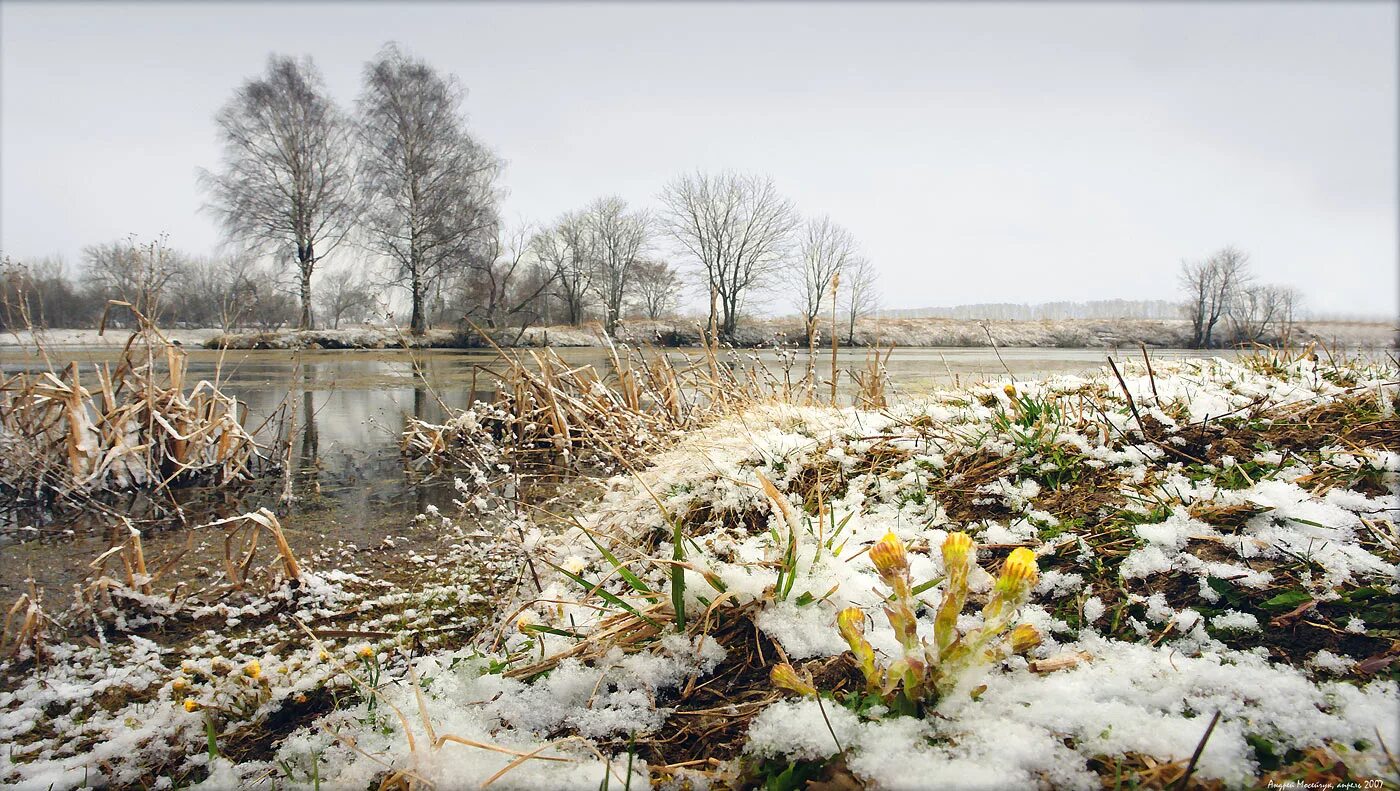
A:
<box><xmin>1</xmin><ymin>1</ymin><xmax>1396</xmax><ymax>317</ymax></box>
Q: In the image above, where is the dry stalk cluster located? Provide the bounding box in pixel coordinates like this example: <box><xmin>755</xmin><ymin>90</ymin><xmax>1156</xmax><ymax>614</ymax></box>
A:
<box><xmin>404</xmin><ymin>330</ymin><xmax>894</xmax><ymax>475</ymax></box>
<box><xmin>0</xmin><ymin>581</ymin><xmax>52</xmax><ymax>662</ymax></box>
<box><xmin>0</xmin><ymin>303</ymin><xmax>265</xmax><ymax>513</ymax></box>
<box><xmin>78</xmin><ymin>509</ymin><xmax>304</xmax><ymax>631</ymax></box>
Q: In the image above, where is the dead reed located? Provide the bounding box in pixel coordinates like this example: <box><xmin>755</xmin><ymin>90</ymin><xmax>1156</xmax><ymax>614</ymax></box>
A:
<box><xmin>403</xmin><ymin>323</ymin><xmax>894</xmax><ymax>475</ymax></box>
<box><xmin>0</xmin><ymin>302</ymin><xmax>265</xmax><ymax>513</ymax></box>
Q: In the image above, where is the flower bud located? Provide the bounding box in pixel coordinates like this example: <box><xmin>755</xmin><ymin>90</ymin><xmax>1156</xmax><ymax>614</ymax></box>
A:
<box><xmin>870</xmin><ymin>532</ymin><xmax>910</xmax><ymax>588</ymax></box>
<box><xmin>183</xmin><ymin>698</ymin><xmax>200</xmax><ymax>712</ymax></box>
<box><xmin>837</xmin><ymin>607</ymin><xmax>880</xmax><ymax>689</ymax></box>
<box><xmin>941</xmin><ymin>532</ymin><xmax>973</xmax><ymax>569</ymax></box>
<box><xmin>770</xmin><ymin>662</ymin><xmax>818</xmax><ymax>697</ymax></box>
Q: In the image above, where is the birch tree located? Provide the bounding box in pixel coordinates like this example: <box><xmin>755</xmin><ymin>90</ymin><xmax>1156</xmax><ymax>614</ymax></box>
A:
<box><xmin>357</xmin><ymin>44</ymin><xmax>500</xmax><ymax>334</ymax></box>
<box><xmin>1179</xmin><ymin>246</ymin><xmax>1252</xmax><ymax>348</ymax></box>
<box><xmin>533</xmin><ymin>212</ymin><xmax>595</xmax><ymax>326</ymax></box>
<box><xmin>203</xmin><ymin>55</ymin><xmax>357</xmax><ymax>330</ymax></box>
<box><xmin>632</xmin><ymin>259</ymin><xmax>681</xmax><ymax>320</ymax></box>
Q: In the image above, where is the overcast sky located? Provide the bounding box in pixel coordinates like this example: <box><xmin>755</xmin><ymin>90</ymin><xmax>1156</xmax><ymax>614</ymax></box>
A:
<box><xmin>1</xmin><ymin>1</ymin><xmax>1395</xmax><ymax>316</ymax></box>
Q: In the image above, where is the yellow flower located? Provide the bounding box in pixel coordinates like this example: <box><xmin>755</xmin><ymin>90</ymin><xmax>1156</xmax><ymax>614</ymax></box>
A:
<box><xmin>869</xmin><ymin>532</ymin><xmax>910</xmax><ymax>588</ymax></box>
<box><xmin>318</xmin><ymin>650</ymin><xmax>330</xmax><ymax>662</ymax></box>
<box><xmin>935</xmin><ymin>532</ymin><xmax>975</xmax><ymax>654</ymax></box>
<box><xmin>171</xmin><ymin>677</ymin><xmax>188</xmax><ymax>692</ymax></box>
<box><xmin>941</xmin><ymin>532</ymin><xmax>973</xmax><ymax>567</ymax></box>
<box><xmin>357</xmin><ymin>646</ymin><xmax>376</xmax><ymax>659</ymax></box>
<box><xmin>1003</xmin><ymin>384</ymin><xmax>1018</xmax><ymax>399</ymax></box>
<box><xmin>770</xmin><ymin>662</ymin><xmax>818</xmax><ymax>697</ymax></box>
<box><xmin>182</xmin><ymin>698</ymin><xmax>199</xmax><ymax>712</ymax></box>
<box><xmin>242</xmin><ymin>660</ymin><xmax>261</xmax><ymax>680</ymax></box>
<box><xmin>984</xmin><ymin>547</ymin><xmax>1039</xmax><ymax>629</ymax></box>
<box><xmin>836</xmin><ymin>607</ymin><xmax>866</xmax><ymax>643</ymax></box>
<box><xmin>997</xmin><ymin>547</ymin><xmax>1039</xmax><ymax>591</ymax></box>
<box><xmin>1010</xmin><ymin>623</ymin><xmax>1042</xmax><ymax>654</ymax></box>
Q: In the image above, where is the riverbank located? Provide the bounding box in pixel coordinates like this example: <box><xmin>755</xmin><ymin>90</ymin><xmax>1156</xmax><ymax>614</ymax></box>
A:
<box><xmin>181</xmin><ymin>317</ymin><xmax>1397</xmax><ymax>351</ymax></box>
<box><xmin>1</xmin><ymin>351</ymin><xmax>1396</xmax><ymax>789</ymax></box>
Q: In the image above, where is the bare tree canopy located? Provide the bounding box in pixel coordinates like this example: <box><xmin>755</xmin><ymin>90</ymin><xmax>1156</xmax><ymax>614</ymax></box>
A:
<box><xmin>841</xmin><ymin>256</ymin><xmax>880</xmax><ymax>344</ymax></box>
<box><xmin>585</xmin><ymin>196</ymin><xmax>650</xmax><ymax>335</ymax></box>
<box><xmin>0</xmin><ymin>256</ymin><xmax>93</xmax><ymax>330</ymax></box>
<box><xmin>316</xmin><ymin>267</ymin><xmax>378</xmax><ymax>329</ymax></box>
<box><xmin>459</xmin><ymin>223</ymin><xmax>557</xmax><ymax>332</ymax></box>
<box><xmin>659</xmin><ymin>171</ymin><xmax>799</xmax><ymax>340</ymax></box>
<box><xmin>533</xmin><ymin>211</ymin><xmax>596</xmax><ymax>326</ymax></box>
<box><xmin>202</xmin><ymin>55</ymin><xmax>357</xmax><ymax>330</ymax></box>
<box><xmin>81</xmin><ymin>235</ymin><xmax>186</xmax><ymax>323</ymax></box>
<box><xmin>357</xmin><ymin>43</ymin><xmax>500</xmax><ymax>335</ymax></box>
<box><xmin>1179</xmin><ymin>246</ymin><xmax>1252</xmax><ymax>348</ymax></box>
<box><xmin>790</xmin><ymin>215</ymin><xmax>859</xmax><ymax>342</ymax></box>
<box><xmin>631</xmin><ymin>259</ymin><xmax>681</xmax><ymax>321</ymax></box>
<box><xmin>1229</xmin><ymin>283</ymin><xmax>1302</xmax><ymax>345</ymax></box>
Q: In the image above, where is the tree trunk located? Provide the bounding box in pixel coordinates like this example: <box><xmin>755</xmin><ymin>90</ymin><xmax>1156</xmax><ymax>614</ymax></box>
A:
<box><xmin>410</xmin><ymin>274</ymin><xmax>426</xmax><ymax>335</ymax></box>
<box><xmin>297</xmin><ymin>240</ymin><xmax>316</xmax><ymax>331</ymax></box>
<box><xmin>299</xmin><ymin>269</ymin><xmax>314</xmax><ymax>331</ymax></box>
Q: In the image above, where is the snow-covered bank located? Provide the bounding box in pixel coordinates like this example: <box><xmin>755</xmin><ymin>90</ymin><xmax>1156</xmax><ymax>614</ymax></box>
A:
<box><xmin>3</xmin><ymin>352</ymin><xmax>1397</xmax><ymax>789</ymax></box>
<box><xmin>193</xmin><ymin>317</ymin><xmax>1396</xmax><ymax>351</ymax></box>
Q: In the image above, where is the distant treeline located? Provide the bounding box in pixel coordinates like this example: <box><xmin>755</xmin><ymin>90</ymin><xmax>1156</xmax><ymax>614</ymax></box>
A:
<box><xmin>881</xmin><ymin>298</ymin><xmax>1390</xmax><ymax>325</ymax></box>
<box><xmin>878</xmin><ymin>299</ymin><xmax>1181</xmax><ymax>321</ymax></box>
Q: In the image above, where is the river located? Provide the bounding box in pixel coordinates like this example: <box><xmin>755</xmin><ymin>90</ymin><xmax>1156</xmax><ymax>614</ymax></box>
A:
<box><xmin>0</xmin><ymin>345</ymin><xmax>1247</xmax><ymax>598</ymax></box>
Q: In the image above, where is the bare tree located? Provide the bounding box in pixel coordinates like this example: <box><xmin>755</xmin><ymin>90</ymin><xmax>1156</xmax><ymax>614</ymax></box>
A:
<box><xmin>461</xmin><ymin>224</ymin><xmax>557</xmax><ymax>330</ymax></box>
<box><xmin>659</xmin><ymin>171</ymin><xmax>798</xmax><ymax>339</ymax></box>
<box><xmin>840</xmin><ymin>256</ymin><xmax>880</xmax><ymax>344</ymax></box>
<box><xmin>81</xmin><ymin>236</ymin><xmax>187</xmax><ymax>323</ymax></box>
<box><xmin>533</xmin><ymin>212</ymin><xmax>595</xmax><ymax>326</ymax></box>
<box><xmin>631</xmin><ymin>259</ymin><xmax>682</xmax><ymax>320</ymax></box>
<box><xmin>202</xmin><ymin>55</ymin><xmax>357</xmax><ymax>330</ymax></box>
<box><xmin>1</xmin><ymin>256</ymin><xmax>97</xmax><ymax>329</ymax></box>
<box><xmin>317</xmin><ymin>267</ymin><xmax>377</xmax><ymax>329</ymax></box>
<box><xmin>1228</xmin><ymin>283</ymin><xmax>1303</xmax><ymax>345</ymax></box>
<box><xmin>1179</xmin><ymin>246</ymin><xmax>1252</xmax><ymax>348</ymax></box>
<box><xmin>357</xmin><ymin>43</ymin><xmax>500</xmax><ymax>335</ymax></box>
<box><xmin>790</xmin><ymin>216</ymin><xmax>858</xmax><ymax>343</ymax></box>
<box><xmin>585</xmin><ymin>197</ymin><xmax>650</xmax><ymax>335</ymax></box>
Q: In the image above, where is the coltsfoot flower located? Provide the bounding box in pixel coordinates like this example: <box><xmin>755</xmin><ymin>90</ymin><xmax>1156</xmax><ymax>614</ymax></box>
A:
<box><xmin>516</xmin><ymin>611</ymin><xmax>542</xmax><ymax>633</ymax></box>
<box><xmin>182</xmin><ymin>698</ymin><xmax>200</xmax><ymax>712</ymax></box>
<box><xmin>941</xmin><ymin>532</ymin><xmax>973</xmax><ymax>567</ymax></box>
<box><xmin>242</xmin><ymin>660</ymin><xmax>261</xmax><ymax>680</ymax></box>
<box><xmin>870</xmin><ymin>532</ymin><xmax>910</xmax><ymax>588</ymax></box>
<box><xmin>357</xmin><ymin>645</ymin><xmax>376</xmax><ymax>659</ymax></box>
<box><xmin>996</xmin><ymin>548</ymin><xmax>1039</xmax><ymax>592</ymax></box>
<box><xmin>171</xmin><ymin>677</ymin><xmax>188</xmax><ymax>692</ymax></box>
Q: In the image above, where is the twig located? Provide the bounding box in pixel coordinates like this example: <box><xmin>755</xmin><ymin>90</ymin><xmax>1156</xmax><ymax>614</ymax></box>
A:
<box><xmin>1173</xmin><ymin>710</ymin><xmax>1221</xmax><ymax>791</ymax></box>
